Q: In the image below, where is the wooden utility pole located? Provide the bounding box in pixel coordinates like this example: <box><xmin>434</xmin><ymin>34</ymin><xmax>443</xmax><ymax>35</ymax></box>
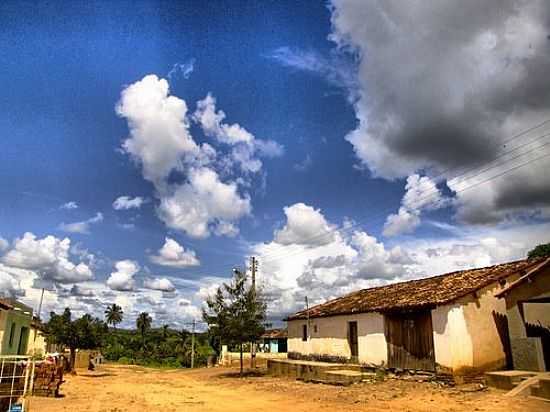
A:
<box><xmin>191</xmin><ymin>319</ymin><xmax>195</xmax><ymax>369</ymax></box>
<box><xmin>305</xmin><ymin>296</ymin><xmax>310</xmax><ymax>341</ymax></box>
<box><xmin>250</xmin><ymin>256</ymin><xmax>258</xmax><ymax>369</ymax></box>
<box><xmin>250</xmin><ymin>256</ymin><xmax>257</xmax><ymax>294</ymax></box>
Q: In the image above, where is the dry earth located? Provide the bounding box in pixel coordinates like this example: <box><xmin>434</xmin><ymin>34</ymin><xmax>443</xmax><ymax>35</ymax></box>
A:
<box><xmin>28</xmin><ymin>364</ymin><xmax>550</xmax><ymax>412</ymax></box>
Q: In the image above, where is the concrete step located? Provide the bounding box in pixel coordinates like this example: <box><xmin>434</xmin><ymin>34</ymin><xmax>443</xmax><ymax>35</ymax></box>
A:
<box><xmin>485</xmin><ymin>371</ymin><xmax>538</xmax><ymax>390</ymax></box>
<box><xmin>311</xmin><ymin>369</ymin><xmax>378</xmax><ymax>386</ymax></box>
<box><xmin>531</xmin><ymin>377</ymin><xmax>550</xmax><ymax>400</ymax></box>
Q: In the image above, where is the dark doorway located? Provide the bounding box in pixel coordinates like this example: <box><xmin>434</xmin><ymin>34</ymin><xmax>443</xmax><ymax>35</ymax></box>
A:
<box><xmin>348</xmin><ymin>321</ymin><xmax>358</xmax><ymax>362</ymax></box>
<box><xmin>492</xmin><ymin>311</ymin><xmax>513</xmax><ymax>369</ymax></box>
<box><xmin>384</xmin><ymin>310</ymin><xmax>435</xmax><ymax>371</ymax></box>
<box><xmin>17</xmin><ymin>326</ymin><xmax>29</xmax><ymax>355</ymax></box>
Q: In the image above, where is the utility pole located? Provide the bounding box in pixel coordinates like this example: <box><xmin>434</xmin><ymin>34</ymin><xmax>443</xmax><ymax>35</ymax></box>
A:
<box><xmin>250</xmin><ymin>256</ymin><xmax>257</xmax><ymax>294</ymax></box>
<box><xmin>191</xmin><ymin>319</ymin><xmax>195</xmax><ymax>369</ymax></box>
<box><xmin>305</xmin><ymin>296</ymin><xmax>310</xmax><ymax>341</ymax></box>
<box><xmin>250</xmin><ymin>256</ymin><xmax>258</xmax><ymax>369</ymax></box>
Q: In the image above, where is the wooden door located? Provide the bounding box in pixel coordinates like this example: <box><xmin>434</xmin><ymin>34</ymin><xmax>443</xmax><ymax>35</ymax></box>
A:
<box><xmin>348</xmin><ymin>321</ymin><xmax>358</xmax><ymax>362</ymax></box>
<box><xmin>384</xmin><ymin>311</ymin><xmax>435</xmax><ymax>371</ymax></box>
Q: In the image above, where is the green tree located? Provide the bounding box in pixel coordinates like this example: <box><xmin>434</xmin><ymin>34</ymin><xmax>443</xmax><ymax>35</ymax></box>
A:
<box><xmin>203</xmin><ymin>269</ymin><xmax>267</xmax><ymax>376</ymax></box>
<box><xmin>136</xmin><ymin>312</ymin><xmax>152</xmax><ymax>347</ymax></box>
<box><xmin>104</xmin><ymin>303</ymin><xmax>124</xmax><ymax>330</ymax></box>
<box><xmin>528</xmin><ymin>243</ymin><xmax>550</xmax><ymax>259</ymax></box>
<box><xmin>44</xmin><ymin>308</ymin><xmax>107</xmax><ymax>370</ymax></box>
<box><xmin>161</xmin><ymin>324</ymin><xmax>169</xmax><ymax>340</ymax></box>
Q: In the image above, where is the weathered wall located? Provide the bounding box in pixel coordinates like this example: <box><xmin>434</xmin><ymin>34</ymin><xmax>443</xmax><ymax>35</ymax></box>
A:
<box><xmin>432</xmin><ymin>303</ymin><xmax>473</xmax><ymax>372</ymax></box>
<box><xmin>288</xmin><ymin>275</ymin><xmax>523</xmax><ymax>373</ymax></box>
<box><xmin>0</xmin><ymin>309</ymin><xmax>32</xmax><ymax>355</ymax></box>
<box><xmin>27</xmin><ymin>327</ymin><xmax>47</xmax><ymax>356</ymax></box>
<box><xmin>502</xmin><ymin>266</ymin><xmax>550</xmax><ymax>371</ymax></box>
<box><xmin>0</xmin><ymin>310</ymin><xmax>7</xmax><ymax>354</ymax></box>
<box><xmin>287</xmin><ymin>312</ymin><xmax>387</xmax><ymax>366</ymax></box>
<box><xmin>524</xmin><ymin>302</ymin><xmax>550</xmax><ymax>327</ymax></box>
<box><xmin>461</xmin><ymin>280</ymin><xmax>512</xmax><ymax>371</ymax></box>
<box><xmin>432</xmin><ymin>276</ymin><xmax>518</xmax><ymax>373</ymax></box>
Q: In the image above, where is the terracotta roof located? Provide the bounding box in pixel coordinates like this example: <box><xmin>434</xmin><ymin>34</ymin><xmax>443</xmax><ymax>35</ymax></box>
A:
<box><xmin>495</xmin><ymin>258</ymin><xmax>550</xmax><ymax>298</ymax></box>
<box><xmin>286</xmin><ymin>258</ymin><xmax>542</xmax><ymax>321</ymax></box>
<box><xmin>0</xmin><ymin>298</ymin><xmax>13</xmax><ymax>310</ymax></box>
<box><xmin>261</xmin><ymin>328</ymin><xmax>288</xmax><ymax>339</ymax></box>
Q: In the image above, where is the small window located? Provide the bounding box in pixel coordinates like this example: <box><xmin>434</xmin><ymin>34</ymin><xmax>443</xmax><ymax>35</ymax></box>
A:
<box><xmin>302</xmin><ymin>324</ymin><xmax>308</xmax><ymax>341</ymax></box>
<box><xmin>9</xmin><ymin>322</ymin><xmax>16</xmax><ymax>347</ymax></box>
<box><xmin>313</xmin><ymin>324</ymin><xmax>318</xmax><ymax>333</ymax></box>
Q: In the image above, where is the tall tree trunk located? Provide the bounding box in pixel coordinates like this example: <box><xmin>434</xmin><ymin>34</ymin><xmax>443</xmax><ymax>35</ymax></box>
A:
<box><xmin>69</xmin><ymin>347</ymin><xmax>76</xmax><ymax>371</ymax></box>
<box><xmin>239</xmin><ymin>343</ymin><xmax>243</xmax><ymax>377</ymax></box>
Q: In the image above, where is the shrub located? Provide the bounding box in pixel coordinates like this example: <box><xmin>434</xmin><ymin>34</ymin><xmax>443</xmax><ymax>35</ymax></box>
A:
<box><xmin>528</xmin><ymin>243</ymin><xmax>550</xmax><ymax>259</ymax></box>
<box><xmin>117</xmin><ymin>356</ymin><xmax>134</xmax><ymax>365</ymax></box>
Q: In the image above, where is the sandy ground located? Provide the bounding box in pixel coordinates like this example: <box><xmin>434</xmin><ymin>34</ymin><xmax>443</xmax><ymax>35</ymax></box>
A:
<box><xmin>27</xmin><ymin>364</ymin><xmax>550</xmax><ymax>412</ymax></box>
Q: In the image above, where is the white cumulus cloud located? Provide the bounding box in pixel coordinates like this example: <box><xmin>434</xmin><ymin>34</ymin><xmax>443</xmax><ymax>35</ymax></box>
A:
<box><xmin>117</xmin><ymin>74</ymin><xmax>282</xmax><ymax>239</ymax></box>
<box><xmin>149</xmin><ymin>237</ymin><xmax>200</xmax><ymax>267</ymax></box>
<box><xmin>113</xmin><ymin>196</ymin><xmax>146</xmax><ymax>210</ymax></box>
<box><xmin>1</xmin><ymin>232</ymin><xmax>93</xmax><ymax>284</ymax></box>
<box><xmin>157</xmin><ymin>167</ymin><xmax>251</xmax><ymax>238</ymax></box>
<box><xmin>60</xmin><ymin>201</ymin><xmax>78</xmax><ymax>210</ymax></box>
<box><xmin>58</xmin><ymin>212</ymin><xmax>103</xmax><ymax>235</ymax></box>
<box><xmin>274</xmin><ymin>203</ymin><xmax>336</xmax><ymax>247</ymax></box>
<box><xmin>107</xmin><ymin>260</ymin><xmax>139</xmax><ymax>291</ymax></box>
<box><xmin>143</xmin><ymin>277</ymin><xmax>176</xmax><ymax>292</ymax></box>
<box><xmin>383</xmin><ymin>174</ymin><xmax>448</xmax><ymax>237</ymax></box>
<box><xmin>116</xmin><ymin>74</ymin><xmax>200</xmax><ymax>186</ymax></box>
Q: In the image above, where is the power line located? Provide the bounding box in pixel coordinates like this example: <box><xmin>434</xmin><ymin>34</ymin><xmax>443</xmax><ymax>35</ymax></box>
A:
<box><xmin>174</xmin><ymin>119</ymin><xmax>550</xmax><ymax>279</ymax></box>
<box><xmin>258</xmin><ymin>131</ymin><xmax>550</xmax><ymax>262</ymax></box>
<box><xmin>260</xmin><ymin>148</ymin><xmax>550</xmax><ymax>264</ymax></box>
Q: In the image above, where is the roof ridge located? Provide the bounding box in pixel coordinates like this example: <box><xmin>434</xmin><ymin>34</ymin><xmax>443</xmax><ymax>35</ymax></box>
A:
<box><xmin>287</xmin><ymin>258</ymin><xmax>539</xmax><ymax>321</ymax></box>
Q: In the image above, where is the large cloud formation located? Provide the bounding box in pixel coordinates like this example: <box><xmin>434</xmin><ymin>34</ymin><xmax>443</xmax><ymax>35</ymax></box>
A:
<box><xmin>117</xmin><ymin>75</ymin><xmax>282</xmax><ymax>238</ymax></box>
<box><xmin>329</xmin><ymin>0</ymin><xmax>550</xmax><ymax>224</ymax></box>
<box><xmin>1</xmin><ymin>232</ymin><xmax>93</xmax><ymax>284</ymax></box>
<box><xmin>254</xmin><ymin>202</ymin><xmax>550</xmax><ymax>320</ymax></box>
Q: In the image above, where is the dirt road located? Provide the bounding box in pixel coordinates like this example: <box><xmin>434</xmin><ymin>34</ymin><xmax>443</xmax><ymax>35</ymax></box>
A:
<box><xmin>28</xmin><ymin>364</ymin><xmax>549</xmax><ymax>412</ymax></box>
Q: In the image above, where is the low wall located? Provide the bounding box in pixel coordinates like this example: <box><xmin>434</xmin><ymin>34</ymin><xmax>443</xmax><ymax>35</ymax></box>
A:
<box><xmin>220</xmin><ymin>351</ymin><xmax>287</xmax><ymax>367</ymax></box>
<box><xmin>267</xmin><ymin>358</ymin><xmax>350</xmax><ymax>381</ymax></box>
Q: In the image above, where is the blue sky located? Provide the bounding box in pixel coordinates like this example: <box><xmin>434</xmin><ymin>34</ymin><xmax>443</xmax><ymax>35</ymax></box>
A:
<box><xmin>1</xmin><ymin>0</ymin><xmax>549</xmax><ymax>327</ymax></box>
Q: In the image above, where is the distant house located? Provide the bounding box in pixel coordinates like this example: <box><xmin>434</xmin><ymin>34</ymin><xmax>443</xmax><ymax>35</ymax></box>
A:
<box><xmin>285</xmin><ymin>258</ymin><xmax>550</xmax><ymax>375</ymax></box>
<box><xmin>0</xmin><ymin>298</ymin><xmax>33</xmax><ymax>356</ymax></box>
<box><xmin>260</xmin><ymin>329</ymin><xmax>287</xmax><ymax>353</ymax></box>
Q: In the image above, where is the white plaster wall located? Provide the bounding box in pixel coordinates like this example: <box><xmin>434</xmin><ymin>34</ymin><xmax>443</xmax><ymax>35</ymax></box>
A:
<box><xmin>0</xmin><ymin>310</ymin><xmax>7</xmax><ymax>354</ymax></box>
<box><xmin>288</xmin><ymin>312</ymin><xmax>387</xmax><ymax>365</ymax></box>
<box><xmin>432</xmin><ymin>304</ymin><xmax>473</xmax><ymax>371</ymax></box>
<box><xmin>461</xmin><ymin>281</ymin><xmax>511</xmax><ymax>370</ymax></box>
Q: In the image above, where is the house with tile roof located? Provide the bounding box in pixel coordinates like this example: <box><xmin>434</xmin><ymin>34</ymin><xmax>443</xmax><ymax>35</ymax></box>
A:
<box><xmin>285</xmin><ymin>258</ymin><xmax>550</xmax><ymax>375</ymax></box>
<box><xmin>0</xmin><ymin>298</ymin><xmax>33</xmax><ymax>356</ymax></box>
<box><xmin>259</xmin><ymin>329</ymin><xmax>288</xmax><ymax>353</ymax></box>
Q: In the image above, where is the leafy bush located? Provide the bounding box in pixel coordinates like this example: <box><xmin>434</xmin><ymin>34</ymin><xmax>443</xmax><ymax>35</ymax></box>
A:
<box><xmin>117</xmin><ymin>356</ymin><xmax>134</xmax><ymax>365</ymax></box>
<box><xmin>528</xmin><ymin>243</ymin><xmax>550</xmax><ymax>259</ymax></box>
<box><xmin>102</xmin><ymin>326</ymin><xmax>214</xmax><ymax>369</ymax></box>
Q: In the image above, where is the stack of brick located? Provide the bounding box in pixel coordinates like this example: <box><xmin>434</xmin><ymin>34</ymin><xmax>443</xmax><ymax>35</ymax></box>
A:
<box><xmin>32</xmin><ymin>362</ymin><xmax>64</xmax><ymax>397</ymax></box>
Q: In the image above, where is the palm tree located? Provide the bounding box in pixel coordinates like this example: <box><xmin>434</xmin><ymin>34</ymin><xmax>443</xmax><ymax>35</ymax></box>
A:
<box><xmin>175</xmin><ymin>329</ymin><xmax>190</xmax><ymax>363</ymax></box>
<box><xmin>104</xmin><ymin>304</ymin><xmax>124</xmax><ymax>330</ymax></box>
<box><xmin>136</xmin><ymin>312</ymin><xmax>152</xmax><ymax>347</ymax></box>
<box><xmin>161</xmin><ymin>324</ymin><xmax>169</xmax><ymax>340</ymax></box>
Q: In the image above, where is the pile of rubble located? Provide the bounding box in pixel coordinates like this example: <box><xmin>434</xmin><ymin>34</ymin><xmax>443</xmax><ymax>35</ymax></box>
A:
<box><xmin>32</xmin><ymin>362</ymin><xmax>64</xmax><ymax>397</ymax></box>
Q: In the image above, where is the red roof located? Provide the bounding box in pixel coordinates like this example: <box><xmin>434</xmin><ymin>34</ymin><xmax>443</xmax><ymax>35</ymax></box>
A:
<box><xmin>261</xmin><ymin>328</ymin><xmax>288</xmax><ymax>339</ymax></box>
<box><xmin>287</xmin><ymin>258</ymin><xmax>543</xmax><ymax>321</ymax></box>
